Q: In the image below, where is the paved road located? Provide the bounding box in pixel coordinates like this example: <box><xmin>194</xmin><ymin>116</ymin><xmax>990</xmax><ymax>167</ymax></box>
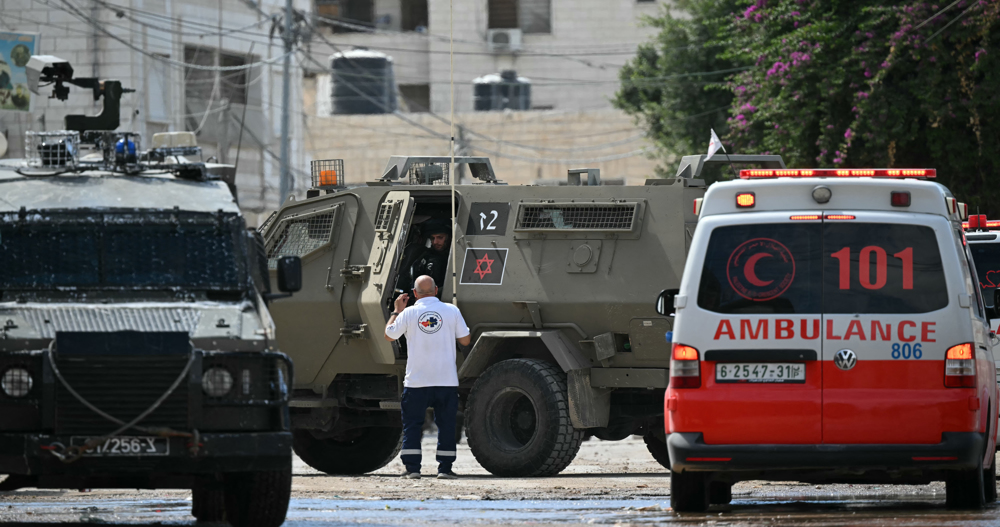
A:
<box><xmin>3</xmin><ymin>436</ymin><xmax>999</xmax><ymax>525</ymax></box>
<box><xmin>3</xmin><ymin>493</ymin><xmax>1000</xmax><ymax>525</ymax></box>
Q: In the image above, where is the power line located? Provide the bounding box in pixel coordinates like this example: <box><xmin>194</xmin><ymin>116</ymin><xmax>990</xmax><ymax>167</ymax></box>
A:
<box><xmin>50</xmin><ymin>0</ymin><xmax>295</xmax><ymax>72</ymax></box>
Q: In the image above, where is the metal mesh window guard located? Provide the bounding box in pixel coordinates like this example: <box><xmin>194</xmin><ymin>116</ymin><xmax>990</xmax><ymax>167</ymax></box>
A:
<box><xmin>266</xmin><ymin>211</ymin><xmax>336</xmax><ymax>268</ymax></box>
<box><xmin>516</xmin><ymin>203</ymin><xmax>637</xmax><ymax>231</ymax></box>
<box><xmin>0</xmin><ymin>212</ymin><xmax>246</xmax><ymax>290</ymax></box>
<box><xmin>374</xmin><ymin>202</ymin><xmax>396</xmax><ymax>231</ymax></box>
<box><xmin>311</xmin><ymin>159</ymin><xmax>345</xmax><ymax>188</ymax></box>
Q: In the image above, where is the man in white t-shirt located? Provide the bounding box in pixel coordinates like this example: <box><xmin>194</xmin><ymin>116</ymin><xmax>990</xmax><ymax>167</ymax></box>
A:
<box><xmin>385</xmin><ymin>275</ymin><xmax>471</xmax><ymax>479</ymax></box>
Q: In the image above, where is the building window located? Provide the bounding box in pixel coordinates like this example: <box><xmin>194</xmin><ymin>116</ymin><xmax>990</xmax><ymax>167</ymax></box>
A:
<box><xmin>399</xmin><ymin>84</ymin><xmax>430</xmax><ymax>112</ymax></box>
<box><xmin>183</xmin><ymin>45</ymin><xmax>252</xmax><ymax>105</ymax></box>
<box><xmin>488</xmin><ymin>0</ymin><xmax>518</xmax><ymax>29</ymax></box>
<box><xmin>316</xmin><ymin>0</ymin><xmax>375</xmax><ymax>32</ymax></box>
<box><xmin>401</xmin><ymin>0</ymin><xmax>428</xmax><ymax>31</ymax></box>
<box><xmin>488</xmin><ymin>0</ymin><xmax>550</xmax><ymax>34</ymax></box>
<box><xmin>519</xmin><ymin>0</ymin><xmax>550</xmax><ymax>33</ymax></box>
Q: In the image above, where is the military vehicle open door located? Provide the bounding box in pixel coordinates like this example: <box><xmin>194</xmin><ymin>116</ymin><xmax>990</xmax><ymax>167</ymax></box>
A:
<box><xmin>360</xmin><ymin>191</ymin><xmax>415</xmax><ymax>364</ymax></box>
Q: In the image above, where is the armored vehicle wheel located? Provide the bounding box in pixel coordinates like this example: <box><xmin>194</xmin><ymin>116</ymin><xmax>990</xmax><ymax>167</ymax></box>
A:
<box><xmin>223</xmin><ymin>466</ymin><xmax>292</xmax><ymax>527</ymax></box>
<box><xmin>670</xmin><ymin>470</ymin><xmax>709</xmax><ymax>512</ymax></box>
<box><xmin>643</xmin><ymin>429</ymin><xmax>670</xmax><ymax>470</ymax></box>
<box><xmin>191</xmin><ymin>487</ymin><xmax>226</xmax><ymax>522</ymax></box>
<box><xmin>465</xmin><ymin>358</ymin><xmax>584</xmax><ymax>477</ymax></box>
<box><xmin>293</xmin><ymin>426</ymin><xmax>402</xmax><ymax>474</ymax></box>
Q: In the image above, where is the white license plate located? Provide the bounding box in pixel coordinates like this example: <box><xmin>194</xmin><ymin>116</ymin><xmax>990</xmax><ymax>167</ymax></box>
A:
<box><xmin>70</xmin><ymin>436</ymin><xmax>169</xmax><ymax>457</ymax></box>
<box><xmin>715</xmin><ymin>363</ymin><xmax>806</xmax><ymax>384</ymax></box>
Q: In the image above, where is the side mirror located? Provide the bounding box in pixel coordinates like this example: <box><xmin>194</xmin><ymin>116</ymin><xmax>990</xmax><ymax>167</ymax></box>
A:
<box><xmin>276</xmin><ymin>256</ymin><xmax>302</xmax><ymax>293</ymax></box>
<box><xmin>656</xmin><ymin>289</ymin><xmax>679</xmax><ymax>316</ymax></box>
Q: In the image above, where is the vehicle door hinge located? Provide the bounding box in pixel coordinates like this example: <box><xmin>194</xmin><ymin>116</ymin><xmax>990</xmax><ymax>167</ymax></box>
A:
<box><xmin>340</xmin><ymin>323</ymin><xmax>369</xmax><ymax>341</ymax></box>
<box><xmin>340</xmin><ymin>264</ymin><xmax>371</xmax><ymax>282</ymax></box>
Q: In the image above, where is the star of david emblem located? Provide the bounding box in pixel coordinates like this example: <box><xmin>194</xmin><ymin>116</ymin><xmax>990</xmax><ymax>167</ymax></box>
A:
<box><xmin>474</xmin><ymin>254</ymin><xmax>494</xmax><ymax>279</ymax></box>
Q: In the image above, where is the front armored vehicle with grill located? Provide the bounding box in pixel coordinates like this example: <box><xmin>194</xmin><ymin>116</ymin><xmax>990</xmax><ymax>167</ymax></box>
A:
<box><xmin>264</xmin><ymin>154</ymin><xmax>783</xmax><ymax>477</ymax></box>
<box><xmin>0</xmin><ymin>59</ymin><xmax>299</xmax><ymax>527</ymax></box>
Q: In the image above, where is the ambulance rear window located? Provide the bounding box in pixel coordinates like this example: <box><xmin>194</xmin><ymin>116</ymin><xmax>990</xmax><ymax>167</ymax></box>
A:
<box><xmin>698</xmin><ymin>222</ymin><xmax>947</xmax><ymax>315</ymax></box>
<box><xmin>698</xmin><ymin>223</ymin><xmax>823</xmax><ymax>314</ymax></box>
<box><xmin>970</xmin><ymin>242</ymin><xmax>1000</xmax><ymax>307</ymax></box>
<box><xmin>823</xmin><ymin>224</ymin><xmax>947</xmax><ymax>314</ymax></box>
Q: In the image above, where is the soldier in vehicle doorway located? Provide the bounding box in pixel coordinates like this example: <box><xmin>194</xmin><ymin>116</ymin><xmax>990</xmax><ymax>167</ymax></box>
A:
<box><xmin>406</xmin><ymin>218</ymin><xmax>451</xmax><ymax>292</ymax></box>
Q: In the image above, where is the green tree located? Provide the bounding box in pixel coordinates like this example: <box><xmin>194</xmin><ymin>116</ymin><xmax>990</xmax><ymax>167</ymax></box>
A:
<box><xmin>613</xmin><ymin>0</ymin><xmax>744</xmax><ymax>179</ymax></box>
<box><xmin>622</xmin><ymin>0</ymin><xmax>1000</xmax><ymax>214</ymax></box>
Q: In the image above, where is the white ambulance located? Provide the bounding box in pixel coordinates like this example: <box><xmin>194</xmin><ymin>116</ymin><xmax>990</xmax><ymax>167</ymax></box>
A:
<box><xmin>658</xmin><ymin>169</ymin><xmax>999</xmax><ymax>512</ymax></box>
<box><xmin>966</xmin><ymin>215</ymin><xmax>1000</xmax><ymax>334</ymax></box>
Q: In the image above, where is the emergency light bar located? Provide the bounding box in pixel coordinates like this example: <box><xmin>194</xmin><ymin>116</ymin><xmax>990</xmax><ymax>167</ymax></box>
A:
<box><xmin>963</xmin><ymin>215</ymin><xmax>1000</xmax><ymax>230</ymax></box>
<box><xmin>740</xmin><ymin>168</ymin><xmax>936</xmax><ymax>179</ymax></box>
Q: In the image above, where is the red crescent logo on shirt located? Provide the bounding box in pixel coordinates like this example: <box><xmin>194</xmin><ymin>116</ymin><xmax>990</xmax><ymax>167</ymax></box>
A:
<box><xmin>417</xmin><ymin>311</ymin><xmax>444</xmax><ymax>334</ymax></box>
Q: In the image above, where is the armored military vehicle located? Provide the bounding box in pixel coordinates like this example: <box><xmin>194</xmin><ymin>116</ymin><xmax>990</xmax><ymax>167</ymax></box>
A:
<box><xmin>0</xmin><ymin>57</ymin><xmax>300</xmax><ymax>527</ymax></box>
<box><xmin>265</xmin><ymin>154</ymin><xmax>785</xmax><ymax>477</ymax></box>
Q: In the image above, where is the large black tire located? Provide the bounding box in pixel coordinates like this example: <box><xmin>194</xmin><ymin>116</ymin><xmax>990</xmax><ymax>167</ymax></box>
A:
<box><xmin>709</xmin><ymin>481</ymin><xmax>732</xmax><ymax>505</ymax></box>
<box><xmin>466</xmin><ymin>359</ymin><xmax>584</xmax><ymax>477</ymax></box>
<box><xmin>985</xmin><ymin>454</ymin><xmax>997</xmax><ymax>503</ymax></box>
<box><xmin>671</xmin><ymin>470</ymin><xmax>709</xmax><ymax>512</ymax></box>
<box><xmin>223</xmin><ymin>466</ymin><xmax>292</xmax><ymax>527</ymax></box>
<box><xmin>946</xmin><ymin>456</ymin><xmax>986</xmax><ymax>509</ymax></box>
<box><xmin>643</xmin><ymin>429</ymin><xmax>670</xmax><ymax>470</ymax></box>
<box><xmin>293</xmin><ymin>426</ymin><xmax>402</xmax><ymax>475</ymax></box>
<box><xmin>191</xmin><ymin>487</ymin><xmax>226</xmax><ymax>523</ymax></box>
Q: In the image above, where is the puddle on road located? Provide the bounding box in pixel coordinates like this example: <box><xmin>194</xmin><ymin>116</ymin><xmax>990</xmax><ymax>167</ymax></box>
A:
<box><xmin>1</xmin><ymin>496</ymin><xmax>999</xmax><ymax>525</ymax></box>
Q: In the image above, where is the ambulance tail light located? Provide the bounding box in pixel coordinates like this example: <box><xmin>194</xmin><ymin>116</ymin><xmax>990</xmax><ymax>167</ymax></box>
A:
<box><xmin>736</xmin><ymin>192</ymin><xmax>755</xmax><ymax>208</ymax></box>
<box><xmin>959</xmin><ymin>204</ymin><xmax>970</xmax><ymax>221</ymax></box>
<box><xmin>693</xmin><ymin>198</ymin><xmax>704</xmax><ymax>216</ymax></box>
<box><xmin>671</xmin><ymin>344</ymin><xmax>701</xmax><ymax>389</ymax></box>
<box><xmin>946</xmin><ymin>197</ymin><xmax>958</xmax><ymax>215</ymax></box>
<box><xmin>944</xmin><ymin>343</ymin><xmax>975</xmax><ymax>388</ymax></box>
<box><xmin>890</xmin><ymin>191</ymin><xmax>911</xmax><ymax>207</ymax></box>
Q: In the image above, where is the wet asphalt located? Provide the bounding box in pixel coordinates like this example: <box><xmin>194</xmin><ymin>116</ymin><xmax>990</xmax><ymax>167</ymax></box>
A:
<box><xmin>4</xmin><ymin>488</ymin><xmax>1000</xmax><ymax>526</ymax></box>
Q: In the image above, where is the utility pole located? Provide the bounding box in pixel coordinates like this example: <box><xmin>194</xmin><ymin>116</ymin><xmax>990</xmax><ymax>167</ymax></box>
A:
<box><xmin>279</xmin><ymin>0</ymin><xmax>294</xmax><ymax>204</ymax></box>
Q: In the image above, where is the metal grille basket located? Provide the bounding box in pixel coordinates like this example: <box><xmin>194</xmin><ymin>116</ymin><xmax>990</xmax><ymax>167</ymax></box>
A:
<box><xmin>311</xmin><ymin>159</ymin><xmax>345</xmax><ymax>189</ymax></box>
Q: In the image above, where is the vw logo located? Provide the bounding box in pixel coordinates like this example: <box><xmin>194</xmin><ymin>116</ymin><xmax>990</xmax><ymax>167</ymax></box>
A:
<box><xmin>834</xmin><ymin>349</ymin><xmax>857</xmax><ymax>371</ymax></box>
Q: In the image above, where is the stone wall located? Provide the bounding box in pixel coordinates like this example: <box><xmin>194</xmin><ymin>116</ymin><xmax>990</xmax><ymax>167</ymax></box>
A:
<box><xmin>303</xmin><ymin>101</ymin><xmax>661</xmax><ymax>186</ymax></box>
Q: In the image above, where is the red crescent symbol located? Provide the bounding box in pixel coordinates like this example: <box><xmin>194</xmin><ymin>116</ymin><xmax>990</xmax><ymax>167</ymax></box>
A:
<box><xmin>744</xmin><ymin>252</ymin><xmax>773</xmax><ymax>287</ymax></box>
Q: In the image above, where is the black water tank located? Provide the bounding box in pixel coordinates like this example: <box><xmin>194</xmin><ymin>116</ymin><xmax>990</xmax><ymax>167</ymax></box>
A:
<box><xmin>473</xmin><ymin>70</ymin><xmax>531</xmax><ymax>111</ymax></box>
<box><xmin>331</xmin><ymin>49</ymin><xmax>398</xmax><ymax>115</ymax></box>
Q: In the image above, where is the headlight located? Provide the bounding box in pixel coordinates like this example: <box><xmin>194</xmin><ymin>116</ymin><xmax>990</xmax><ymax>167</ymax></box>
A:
<box><xmin>1</xmin><ymin>368</ymin><xmax>33</xmax><ymax>398</ymax></box>
<box><xmin>202</xmin><ymin>367</ymin><xmax>233</xmax><ymax>397</ymax></box>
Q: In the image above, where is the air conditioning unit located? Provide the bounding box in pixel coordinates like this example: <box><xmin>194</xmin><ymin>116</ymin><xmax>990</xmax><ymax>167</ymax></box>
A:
<box><xmin>487</xmin><ymin>28</ymin><xmax>522</xmax><ymax>53</ymax></box>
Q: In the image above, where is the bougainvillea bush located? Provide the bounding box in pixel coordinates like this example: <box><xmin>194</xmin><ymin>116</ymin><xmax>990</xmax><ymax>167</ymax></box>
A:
<box><xmin>618</xmin><ymin>0</ymin><xmax>1000</xmax><ymax>211</ymax></box>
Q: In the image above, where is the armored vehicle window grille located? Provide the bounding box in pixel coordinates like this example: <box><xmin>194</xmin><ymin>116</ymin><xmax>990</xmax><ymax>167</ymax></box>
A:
<box><xmin>266</xmin><ymin>211</ymin><xmax>336</xmax><ymax>268</ymax></box>
<box><xmin>374</xmin><ymin>202</ymin><xmax>397</xmax><ymax>232</ymax></box>
<box><xmin>515</xmin><ymin>203</ymin><xmax>637</xmax><ymax>231</ymax></box>
<box><xmin>0</xmin><ymin>211</ymin><xmax>247</xmax><ymax>291</ymax></box>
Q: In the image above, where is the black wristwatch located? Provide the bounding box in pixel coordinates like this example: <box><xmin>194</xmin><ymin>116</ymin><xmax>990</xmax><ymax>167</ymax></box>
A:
<box><xmin>390</xmin><ymin>312</ymin><xmax>401</xmax><ymax>316</ymax></box>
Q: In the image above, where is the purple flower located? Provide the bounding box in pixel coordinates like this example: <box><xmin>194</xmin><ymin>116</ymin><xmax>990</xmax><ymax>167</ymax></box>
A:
<box><xmin>929</xmin><ymin>56</ymin><xmax>936</xmax><ymax>62</ymax></box>
<box><xmin>740</xmin><ymin>103</ymin><xmax>758</xmax><ymax>113</ymax></box>
<box><xmin>856</xmin><ymin>91</ymin><xmax>869</xmax><ymax>99</ymax></box>
<box><xmin>790</xmin><ymin>11</ymin><xmax>800</xmax><ymax>16</ymax></box>
<box><xmin>844</xmin><ymin>128</ymin><xmax>853</xmax><ymax>140</ymax></box>
<box><xmin>743</xmin><ymin>5</ymin><xmax>757</xmax><ymax>18</ymax></box>
<box><xmin>833</xmin><ymin>157</ymin><xmax>843</xmax><ymax>164</ymax></box>
<box><xmin>826</xmin><ymin>124</ymin><xmax>835</xmax><ymax>129</ymax></box>
<box><xmin>881</xmin><ymin>61</ymin><xmax>890</xmax><ymax>68</ymax></box>
<box><xmin>975</xmin><ymin>49</ymin><xmax>987</xmax><ymax>61</ymax></box>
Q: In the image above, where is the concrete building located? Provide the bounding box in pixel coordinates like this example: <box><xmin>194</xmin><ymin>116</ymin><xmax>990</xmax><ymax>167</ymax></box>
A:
<box><xmin>0</xmin><ymin>0</ymin><xmax>310</xmax><ymax>225</ymax></box>
<box><xmin>308</xmin><ymin>0</ymin><xmax>670</xmax><ymax>114</ymax></box>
